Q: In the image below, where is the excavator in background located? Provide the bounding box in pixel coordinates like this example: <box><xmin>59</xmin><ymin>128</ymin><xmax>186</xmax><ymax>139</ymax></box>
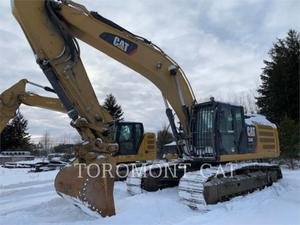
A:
<box><xmin>10</xmin><ymin>0</ymin><xmax>282</xmax><ymax>217</ymax></box>
<box><xmin>0</xmin><ymin>79</ymin><xmax>156</xmax><ymax>175</ymax></box>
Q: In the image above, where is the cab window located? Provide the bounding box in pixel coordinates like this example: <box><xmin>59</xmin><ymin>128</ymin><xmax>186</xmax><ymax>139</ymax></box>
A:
<box><xmin>219</xmin><ymin>108</ymin><xmax>234</xmax><ymax>132</ymax></box>
<box><xmin>119</xmin><ymin>125</ymin><xmax>133</xmax><ymax>142</ymax></box>
<box><xmin>116</xmin><ymin>123</ymin><xmax>143</xmax><ymax>155</ymax></box>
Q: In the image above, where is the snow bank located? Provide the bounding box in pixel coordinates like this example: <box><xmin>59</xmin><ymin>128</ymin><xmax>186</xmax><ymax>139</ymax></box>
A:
<box><xmin>0</xmin><ymin>168</ymin><xmax>299</xmax><ymax>225</ymax></box>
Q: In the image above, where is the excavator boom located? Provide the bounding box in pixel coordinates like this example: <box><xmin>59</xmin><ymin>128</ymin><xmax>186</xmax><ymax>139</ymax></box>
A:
<box><xmin>12</xmin><ymin>0</ymin><xmax>196</xmax><ymax>138</ymax></box>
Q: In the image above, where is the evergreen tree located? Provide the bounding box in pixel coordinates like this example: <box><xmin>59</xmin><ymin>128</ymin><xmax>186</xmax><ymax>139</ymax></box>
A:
<box><xmin>0</xmin><ymin>111</ymin><xmax>31</xmax><ymax>151</ymax></box>
<box><xmin>256</xmin><ymin>30</ymin><xmax>300</xmax><ymax>164</ymax></box>
<box><xmin>279</xmin><ymin>116</ymin><xmax>300</xmax><ymax>169</ymax></box>
<box><xmin>103</xmin><ymin>94</ymin><xmax>124</xmax><ymax>121</ymax></box>
<box><xmin>256</xmin><ymin>30</ymin><xmax>299</xmax><ymax>124</ymax></box>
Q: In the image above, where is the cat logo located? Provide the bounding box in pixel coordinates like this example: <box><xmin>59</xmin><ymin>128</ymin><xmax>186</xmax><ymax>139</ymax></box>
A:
<box><xmin>100</xmin><ymin>32</ymin><xmax>138</xmax><ymax>55</ymax></box>
<box><xmin>113</xmin><ymin>36</ymin><xmax>130</xmax><ymax>52</ymax></box>
<box><xmin>247</xmin><ymin>126</ymin><xmax>256</xmax><ymax>137</ymax></box>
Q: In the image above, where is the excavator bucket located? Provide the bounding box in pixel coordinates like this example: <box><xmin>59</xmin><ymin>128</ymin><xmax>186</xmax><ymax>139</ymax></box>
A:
<box><xmin>54</xmin><ymin>159</ymin><xmax>116</xmax><ymax>217</ymax></box>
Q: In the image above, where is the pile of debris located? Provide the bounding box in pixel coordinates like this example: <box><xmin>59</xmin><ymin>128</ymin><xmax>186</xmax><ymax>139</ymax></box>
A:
<box><xmin>2</xmin><ymin>153</ymin><xmax>74</xmax><ymax>172</ymax></box>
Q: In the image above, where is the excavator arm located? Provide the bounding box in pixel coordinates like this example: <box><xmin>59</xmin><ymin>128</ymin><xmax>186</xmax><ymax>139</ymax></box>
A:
<box><xmin>11</xmin><ymin>0</ymin><xmax>197</xmax><ymax>216</ymax></box>
<box><xmin>0</xmin><ymin>79</ymin><xmax>66</xmax><ymax>134</ymax></box>
<box><xmin>0</xmin><ymin>80</ymin><xmax>27</xmax><ymax>134</ymax></box>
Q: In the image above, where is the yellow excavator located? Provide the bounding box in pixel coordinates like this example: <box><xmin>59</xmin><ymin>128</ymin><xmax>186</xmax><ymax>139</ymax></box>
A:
<box><xmin>0</xmin><ymin>79</ymin><xmax>156</xmax><ymax>171</ymax></box>
<box><xmin>10</xmin><ymin>0</ymin><xmax>282</xmax><ymax>217</ymax></box>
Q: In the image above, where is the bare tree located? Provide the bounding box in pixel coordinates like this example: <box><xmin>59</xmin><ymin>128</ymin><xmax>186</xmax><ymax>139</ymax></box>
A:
<box><xmin>61</xmin><ymin>133</ymin><xmax>72</xmax><ymax>145</ymax></box>
<box><xmin>40</xmin><ymin>130</ymin><xmax>52</xmax><ymax>153</ymax></box>
<box><xmin>231</xmin><ymin>90</ymin><xmax>258</xmax><ymax>114</ymax></box>
<box><xmin>213</xmin><ymin>90</ymin><xmax>258</xmax><ymax>114</ymax></box>
<box><xmin>157</xmin><ymin>124</ymin><xmax>174</xmax><ymax>150</ymax></box>
<box><xmin>71</xmin><ymin>134</ymin><xmax>82</xmax><ymax>144</ymax></box>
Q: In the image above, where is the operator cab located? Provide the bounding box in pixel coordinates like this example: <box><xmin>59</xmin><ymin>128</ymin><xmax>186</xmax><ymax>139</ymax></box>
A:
<box><xmin>115</xmin><ymin>122</ymin><xmax>144</xmax><ymax>156</ymax></box>
<box><xmin>191</xmin><ymin>100</ymin><xmax>249</xmax><ymax>160</ymax></box>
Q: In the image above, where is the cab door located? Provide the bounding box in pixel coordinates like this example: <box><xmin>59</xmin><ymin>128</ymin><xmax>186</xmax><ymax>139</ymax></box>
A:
<box><xmin>218</xmin><ymin>106</ymin><xmax>236</xmax><ymax>154</ymax></box>
<box><xmin>218</xmin><ymin>105</ymin><xmax>247</xmax><ymax>155</ymax></box>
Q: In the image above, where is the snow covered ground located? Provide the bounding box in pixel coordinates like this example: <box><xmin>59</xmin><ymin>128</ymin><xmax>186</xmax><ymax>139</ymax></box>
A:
<box><xmin>0</xmin><ymin>167</ymin><xmax>299</xmax><ymax>225</ymax></box>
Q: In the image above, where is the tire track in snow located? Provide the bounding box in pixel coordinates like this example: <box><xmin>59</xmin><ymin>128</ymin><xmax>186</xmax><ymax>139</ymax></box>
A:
<box><xmin>0</xmin><ymin>179</ymin><xmax>53</xmax><ymax>189</ymax></box>
<box><xmin>0</xmin><ymin>180</ymin><xmax>55</xmax><ymax>216</ymax></box>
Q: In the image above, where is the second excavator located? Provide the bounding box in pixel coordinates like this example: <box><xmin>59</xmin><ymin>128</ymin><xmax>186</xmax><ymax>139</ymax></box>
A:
<box><xmin>0</xmin><ymin>79</ymin><xmax>156</xmax><ymax>175</ymax></box>
<box><xmin>10</xmin><ymin>0</ymin><xmax>282</xmax><ymax>217</ymax></box>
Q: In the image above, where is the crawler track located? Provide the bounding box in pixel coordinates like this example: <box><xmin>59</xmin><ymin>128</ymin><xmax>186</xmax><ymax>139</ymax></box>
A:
<box><xmin>126</xmin><ymin>160</ymin><xmax>186</xmax><ymax>195</ymax></box>
<box><xmin>178</xmin><ymin>163</ymin><xmax>282</xmax><ymax>209</ymax></box>
<box><xmin>127</xmin><ymin>161</ymin><xmax>282</xmax><ymax>210</ymax></box>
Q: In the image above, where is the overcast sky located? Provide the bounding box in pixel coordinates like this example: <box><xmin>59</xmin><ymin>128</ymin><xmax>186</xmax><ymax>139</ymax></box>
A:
<box><xmin>0</xmin><ymin>0</ymin><xmax>299</xmax><ymax>144</ymax></box>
